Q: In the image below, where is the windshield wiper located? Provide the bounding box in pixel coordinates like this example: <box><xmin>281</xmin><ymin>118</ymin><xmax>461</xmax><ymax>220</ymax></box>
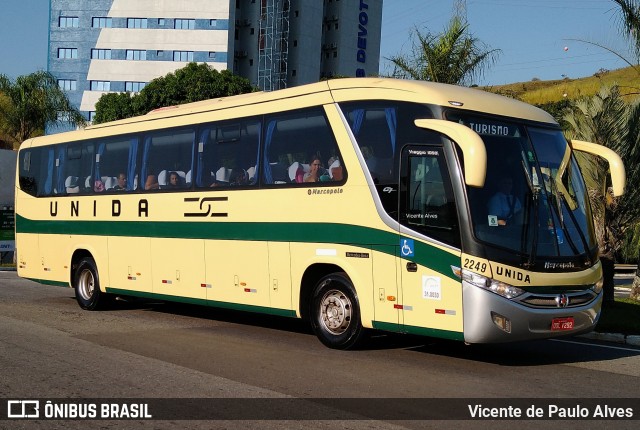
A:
<box><xmin>547</xmin><ymin>172</ymin><xmax>583</xmax><ymax>256</ymax></box>
<box><xmin>521</xmin><ymin>157</ymin><xmax>539</xmax><ymax>269</ymax></box>
<box><xmin>557</xmin><ymin>191</ymin><xmax>592</xmax><ymax>264</ymax></box>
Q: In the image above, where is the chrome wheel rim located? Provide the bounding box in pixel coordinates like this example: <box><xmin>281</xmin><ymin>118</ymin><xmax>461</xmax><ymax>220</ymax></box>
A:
<box><xmin>78</xmin><ymin>269</ymin><xmax>95</xmax><ymax>301</ymax></box>
<box><xmin>319</xmin><ymin>288</ymin><xmax>352</xmax><ymax>335</ymax></box>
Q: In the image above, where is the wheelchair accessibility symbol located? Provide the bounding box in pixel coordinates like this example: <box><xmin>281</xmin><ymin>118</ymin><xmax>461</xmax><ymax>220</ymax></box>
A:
<box><xmin>400</xmin><ymin>239</ymin><xmax>414</xmax><ymax>257</ymax></box>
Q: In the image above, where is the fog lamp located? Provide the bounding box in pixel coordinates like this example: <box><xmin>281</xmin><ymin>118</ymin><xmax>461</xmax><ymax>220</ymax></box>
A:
<box><xmin>491</xmin><ymin>311</ymin><xmax>512</xmax><ymax>333</ymax></box>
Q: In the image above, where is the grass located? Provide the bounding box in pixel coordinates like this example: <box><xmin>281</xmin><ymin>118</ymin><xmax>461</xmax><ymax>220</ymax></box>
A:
<box><xmin>483</xmin><ymin>66</ymin><xmax>640</xmax><ymax>104</ymax></box>
<box><xmin>596</xmin><ymin>298</ymin><xmax>640</xmax><ymax>335</ymax></box>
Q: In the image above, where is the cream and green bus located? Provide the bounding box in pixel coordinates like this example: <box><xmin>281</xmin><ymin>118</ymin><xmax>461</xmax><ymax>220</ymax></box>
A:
<box><xmin>15</xmin><ymin>78</ymin><xmax>625</xmax><ymax>349</ymax></box>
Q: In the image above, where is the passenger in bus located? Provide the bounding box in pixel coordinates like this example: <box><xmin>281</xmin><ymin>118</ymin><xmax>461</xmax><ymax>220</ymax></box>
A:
<box><xmin>229</xmin><ymin>168</ymin><xmax>249</xmax><ymax>186</ymax></box>
<box><xmin>145</xmin><ymin>174</ymin><xmax>160</xmax><ymax>190</ymax></box>
<box><xmin>488</xmin><ymin>177</ymin><xmax>522</xmax><ymax>226</ymax></box>
<box><xmin>167</xmin><ymin>171</ymin><xmax>183</xmax><ymax>188</ymax></box>
<box><xmin>304</xmin><ymin>156</ymin><xmax>327</xmax><ymax>182</ymax></box>
<box><xmin>94</xmin><ymin>180</ymin><xmax>105</xmax><ymax>192</ymax></box>
<box><xmin>113</xmin><ymin>173</ymin><xmax>127</xmax><ymax>191</ymax></box>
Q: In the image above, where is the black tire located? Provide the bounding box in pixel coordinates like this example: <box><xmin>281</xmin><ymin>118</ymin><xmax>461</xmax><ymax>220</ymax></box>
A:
<box><xmin>310</xmin><ymin>272</ymin><xmax>365</xmax><ymax>350</ymax></box>
<box><xmin>73</xmin><ymin>257</ymin><xmax>111</xmax><ymax>310</ymax></box>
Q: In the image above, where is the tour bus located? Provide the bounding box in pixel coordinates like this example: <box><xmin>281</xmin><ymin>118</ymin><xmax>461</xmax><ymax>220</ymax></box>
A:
<box><xmin>15</xmin><ymin>78</ymin><xmax>625</xmax><ymax>349</ymax></box>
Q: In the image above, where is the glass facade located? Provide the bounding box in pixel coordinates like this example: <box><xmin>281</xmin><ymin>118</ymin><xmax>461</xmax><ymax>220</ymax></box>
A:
<box><xmin>47</xmin><ymin>0</ymin><xmax>383</xmax><ymax>133</ymax></box>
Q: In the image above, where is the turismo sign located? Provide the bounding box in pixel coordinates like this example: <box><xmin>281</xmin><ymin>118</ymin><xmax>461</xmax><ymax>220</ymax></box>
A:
<box><xmin>448</xmin><ymin>113</ymin><xmax>520</xmax><ymax>137</ymax></box>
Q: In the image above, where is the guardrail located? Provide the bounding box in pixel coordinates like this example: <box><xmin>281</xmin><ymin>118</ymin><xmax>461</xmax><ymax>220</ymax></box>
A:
<box><xmin>615</xmin><ymin>264</ymin><xmax>637</xmax><ymax>276</ymax></box>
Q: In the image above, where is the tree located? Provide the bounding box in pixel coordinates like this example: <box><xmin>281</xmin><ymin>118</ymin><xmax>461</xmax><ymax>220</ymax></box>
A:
<box><xmin>93</xmin><ymin>92</ymin><xmax>135</xmax><ymax>125</ymax></box>
<box><xmin>94</xmin><ymin>63</ymin><xmax>256</xmax><ymax>124</ymax></box>
<box><xmin>0</xmin><ymin>71</ymin><xmax>85</xmax><ymax>149</ymax></box>
<box><xmin>387</xmin><ymin>15</ymin><xmax>500</xmax><ymax>85</ymax></box>
<box><xmin>613</xmin><ymin>0</ymin><xmax>640</xmax><ymax>60</ymax></box>
<box><xmin>564</xmin><ymin>86</ymin><xmax>640</xmax><ymax>301</ymax></box>
<box><xmin>611</xmin><ymin>0</ymin><xmax>640</xmax><ymax>300</ymax></box>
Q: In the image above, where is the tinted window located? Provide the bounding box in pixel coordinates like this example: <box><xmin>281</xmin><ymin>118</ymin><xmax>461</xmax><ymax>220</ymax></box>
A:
<box><xmin>63</xmin><ymin>142</ymin><xmax>94</xmax><ymax>194</ymax></box>
<box><xmin>401</xmin><ymin>146</ymin><xmax>460</xmax><ymax>247</ymax></box>
<box><xmin>95</xmin><ymin>137</ymin><xmax>139</xmax><ymax>192</ymax></box>
<box><xmin>18</xmin><ymin>149</ymin><xmax>38</xmax><ymax>196</ymax></box>
<box><xmin>141</xmin><ymin>129</ymin><xmax>195</xmax><ymax>191</ymax></box>
<box><xmin>262</xmin><ymin>108</ymin><xmax>344</xmax><ymax>185</ymax></box>
<box><xmin>196</xmin><ymin>119</ymin><xmax>261</xmax><ymax>188</ymax></box>
<box><xmin>340</xmin><ymin>101</ymin><xmax>434</xmax><ymax>184</ymax></box>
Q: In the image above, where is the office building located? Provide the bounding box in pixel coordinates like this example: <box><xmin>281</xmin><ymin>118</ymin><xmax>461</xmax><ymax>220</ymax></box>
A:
<box><xmin>48</xmin><ymin>0</ymin><xmax>383</xmax><ymax>127</ymax></box>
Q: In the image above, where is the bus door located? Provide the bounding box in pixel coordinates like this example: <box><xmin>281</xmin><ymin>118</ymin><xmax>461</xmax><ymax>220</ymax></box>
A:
<box><xmin>398</xmin><ymin>145</ymin><xmax>463</xmax><ymax>335</ymax></box>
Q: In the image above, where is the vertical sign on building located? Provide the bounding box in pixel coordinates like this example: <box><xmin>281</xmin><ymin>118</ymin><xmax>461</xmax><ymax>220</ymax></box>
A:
<box><xmin>356</xmin><ymin>0</ymin><xmax>369</xmax><ymax>77</ymax></box>
<box><xmin>0</xmin><ymin>205</ymin><xmax>15</xmax><ymax>252</ymax></box>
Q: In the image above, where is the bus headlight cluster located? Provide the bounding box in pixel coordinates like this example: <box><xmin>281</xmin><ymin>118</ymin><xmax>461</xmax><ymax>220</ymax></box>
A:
<box><xmin>462</xmin><ymin>269</ymin><xmax>525</xmax><ymax>299</ymax></box>
<box><xmin>590</xmin><ymin>276</ymin><xmax>604</xmax><ymax>294</ymax></box>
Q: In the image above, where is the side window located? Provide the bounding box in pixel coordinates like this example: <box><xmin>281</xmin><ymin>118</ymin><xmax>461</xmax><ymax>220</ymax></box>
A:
<box><xmin>18</xmin><ymin>149</ymin><xmax>38</xmax><ymax>197</ymax></box>
<box><xmin>24</xmin><ymin>145</ymin><xmax>74</xmax><ymax>197</ymax></box>
<box><xmin>64</xmin><ymin>142</ymin><xmax>94</xmax><ymax>194</ymax></box>
<box><xmin>36</xmin><ymin>147</ymin><xmax>56</xmax><ymax>197</ymax></box>
<box><xmin>196</xmin><ymin>119</ymin><xmax>260</xmax><ymax>188</ymax></box>
<box><xmin>401</xmin><ymin>146</ymin><xmax>460</xmax><ymax>248</ymax></box>
<box><xmin>95</xmin><ymin>137</ymin><xmax>139</xmax><ymax>192</ymax></box>
<box><xmin>262</xmin><ymin>107</ymin><xmax>344</xmax><ymax>185</ymax></box>
<box><xmin>340</xmin><ymin>101</ymin><xmax>434</xmax><ymax>184</ymax></box>
<box><xmin>52</xmin><ymin>145</ymin><xmax>66</xmax><ymax>195</ymax></box>
<box><xmin>141</xmin><ymin>128</ymin><xmax>195</xmax><ymax>191</ymax></box>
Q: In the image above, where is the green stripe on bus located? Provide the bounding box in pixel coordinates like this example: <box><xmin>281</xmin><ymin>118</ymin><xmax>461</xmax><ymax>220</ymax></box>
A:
<box><xmin>26</xmin><ymin>278</ymin><xmax>69</xmax><ymax>288</ymax></box>
<box><xmin>15</xmin><ymin>215</ymin><xmax>460</xmax><ymax>279</ymax></box>
<box><xmin>106</xmin><ymin>287</ymin><xmax>298</xmax><ymax>318</ymax></box>
<box><xmin>373</xmin><ymin>321</ymin><xmax>464</xmax><ymax>341</ymax></box>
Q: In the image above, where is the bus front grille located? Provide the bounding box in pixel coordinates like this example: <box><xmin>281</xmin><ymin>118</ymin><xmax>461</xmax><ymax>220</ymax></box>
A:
<box><xmin>518</xmin><ymin>292</ymin><xmax>596</xmax><ymax>309</ymax></box>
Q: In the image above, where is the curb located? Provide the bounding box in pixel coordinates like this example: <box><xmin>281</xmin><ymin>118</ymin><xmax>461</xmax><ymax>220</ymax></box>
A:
<box><xmin>578</xmin><ymin>332</ymin><xmax>640</xmax><ymax>346</ymax></box>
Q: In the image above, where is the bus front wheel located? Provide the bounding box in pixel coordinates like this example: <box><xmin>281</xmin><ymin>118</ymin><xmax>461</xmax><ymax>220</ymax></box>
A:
<box><xmin>74</xmin><ymin>257</ymin><xmax>111</xmax><ymax>310</ymax></box>
<box><xmin>310</xmin><ymin>273</ymin><xmax>365</xmax><ymax>350</ymax></box>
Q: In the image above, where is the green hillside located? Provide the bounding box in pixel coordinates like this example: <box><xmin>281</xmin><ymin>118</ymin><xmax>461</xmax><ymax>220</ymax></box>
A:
<box><xmin>483</xmin><ymin>66</ymin><xmax>640</xmax><ymax>105</ymax></box>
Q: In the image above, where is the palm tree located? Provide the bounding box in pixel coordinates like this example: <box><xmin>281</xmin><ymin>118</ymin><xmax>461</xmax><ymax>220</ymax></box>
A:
<box><xmin>0</xmin><ymin>71</ymin><xmax>85</xmax><ymax>150</ymax></box>
<box><xmin>611</xmin><ymin>0</ymin><xmax>640</xmax><ymax>299</ymax></box>
<box><xmin>387</xmin><ymin>15</ymin><xmax>500</xmax><ymax>86</ymax></box>
<box><xmin>564</xmin><ymin>86</ymin><xmax>640</xmax><ymax>301</ymax></box>
<box><xmin>613</xmin><ymin>0</ymin><xmax>640</xmax><ymax>59</ymax></box>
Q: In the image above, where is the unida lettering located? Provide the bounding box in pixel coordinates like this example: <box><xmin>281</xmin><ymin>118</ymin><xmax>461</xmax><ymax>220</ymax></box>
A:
<box><xmin>495</xmin><ymin>266</ymin><xmax>531</xmax><ymax>283</ymax></box>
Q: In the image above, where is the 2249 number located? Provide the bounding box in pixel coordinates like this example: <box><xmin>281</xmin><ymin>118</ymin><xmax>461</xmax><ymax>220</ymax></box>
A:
<box><xmin>463</xmin><ymin>258</ymin><xmax>487</xmax><ymax>273</ymax></box>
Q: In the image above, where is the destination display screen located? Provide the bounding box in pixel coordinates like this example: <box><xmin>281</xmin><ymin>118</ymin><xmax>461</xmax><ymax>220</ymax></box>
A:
<box><xmin>445</xmin><ymin>112</ymin><xmax>521</xmax><ymax>137</ymax></box>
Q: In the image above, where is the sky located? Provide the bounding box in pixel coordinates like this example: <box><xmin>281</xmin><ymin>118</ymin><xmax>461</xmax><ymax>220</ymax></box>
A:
<box><xmin>0</xmin><ymin>0</ymin><xmax>634</xmax><ymax>86</ymax></box>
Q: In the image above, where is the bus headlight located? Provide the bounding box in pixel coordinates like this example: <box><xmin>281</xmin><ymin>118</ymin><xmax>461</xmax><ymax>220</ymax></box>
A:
<box><xmin>590</xmin><ymin>276</ymin><xmax>604</xmax><ymax>294</ymax></box>
<box><xmin>462</xmin><ymin>269</ymin><xmax>525</xmax><ymax>299</ymax></box>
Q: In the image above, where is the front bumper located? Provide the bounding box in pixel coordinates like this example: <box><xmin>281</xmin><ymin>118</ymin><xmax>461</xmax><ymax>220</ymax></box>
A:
<box><xmin>462</xmin><ymin>281</ymin><xmax>602</xmax><ymax>343</ymax></box>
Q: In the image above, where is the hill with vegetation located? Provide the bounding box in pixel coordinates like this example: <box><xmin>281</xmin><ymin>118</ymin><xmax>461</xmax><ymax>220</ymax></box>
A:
<box><xmin>483</xmin><ymin>66</ymin><xmax>639</xmax><ymax>105</ymax></box>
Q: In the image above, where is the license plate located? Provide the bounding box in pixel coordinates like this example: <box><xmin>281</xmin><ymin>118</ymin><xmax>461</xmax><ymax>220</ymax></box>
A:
<box><xmin>551</xmin><ymin>317</ymin><xmax>574</xmax><ymax>331</ymax></box>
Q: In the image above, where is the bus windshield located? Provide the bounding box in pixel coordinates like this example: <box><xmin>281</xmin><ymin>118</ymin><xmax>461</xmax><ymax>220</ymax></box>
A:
<box><xmin>448</xmin><ymin>112</ymin><xmax>597</xmax><ymax>260</ymax></box>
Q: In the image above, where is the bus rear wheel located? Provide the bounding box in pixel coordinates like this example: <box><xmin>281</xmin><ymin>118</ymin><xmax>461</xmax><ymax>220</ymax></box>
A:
<box><xmin>74</xmin><ymin>257</ymin><xmax>111</xmax><ymax>310</ymax></box>
<box><xmin>310</xmin><ymin>272</ymin><xmax>365</xmax><ymax>350</ymax></box>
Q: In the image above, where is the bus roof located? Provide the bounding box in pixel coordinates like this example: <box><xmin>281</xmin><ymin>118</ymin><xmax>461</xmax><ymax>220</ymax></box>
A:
<box><xmin>23</xmin><ymin>78</ymin><xmax>556</xmax><ymax>148</ymax></box>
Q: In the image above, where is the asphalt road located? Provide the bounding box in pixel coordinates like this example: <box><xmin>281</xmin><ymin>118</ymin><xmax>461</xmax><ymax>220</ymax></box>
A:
<box><xmin>0</xmin><ymin>271</ymin><xmax>639</xmax><ymax>429</ymax></box>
